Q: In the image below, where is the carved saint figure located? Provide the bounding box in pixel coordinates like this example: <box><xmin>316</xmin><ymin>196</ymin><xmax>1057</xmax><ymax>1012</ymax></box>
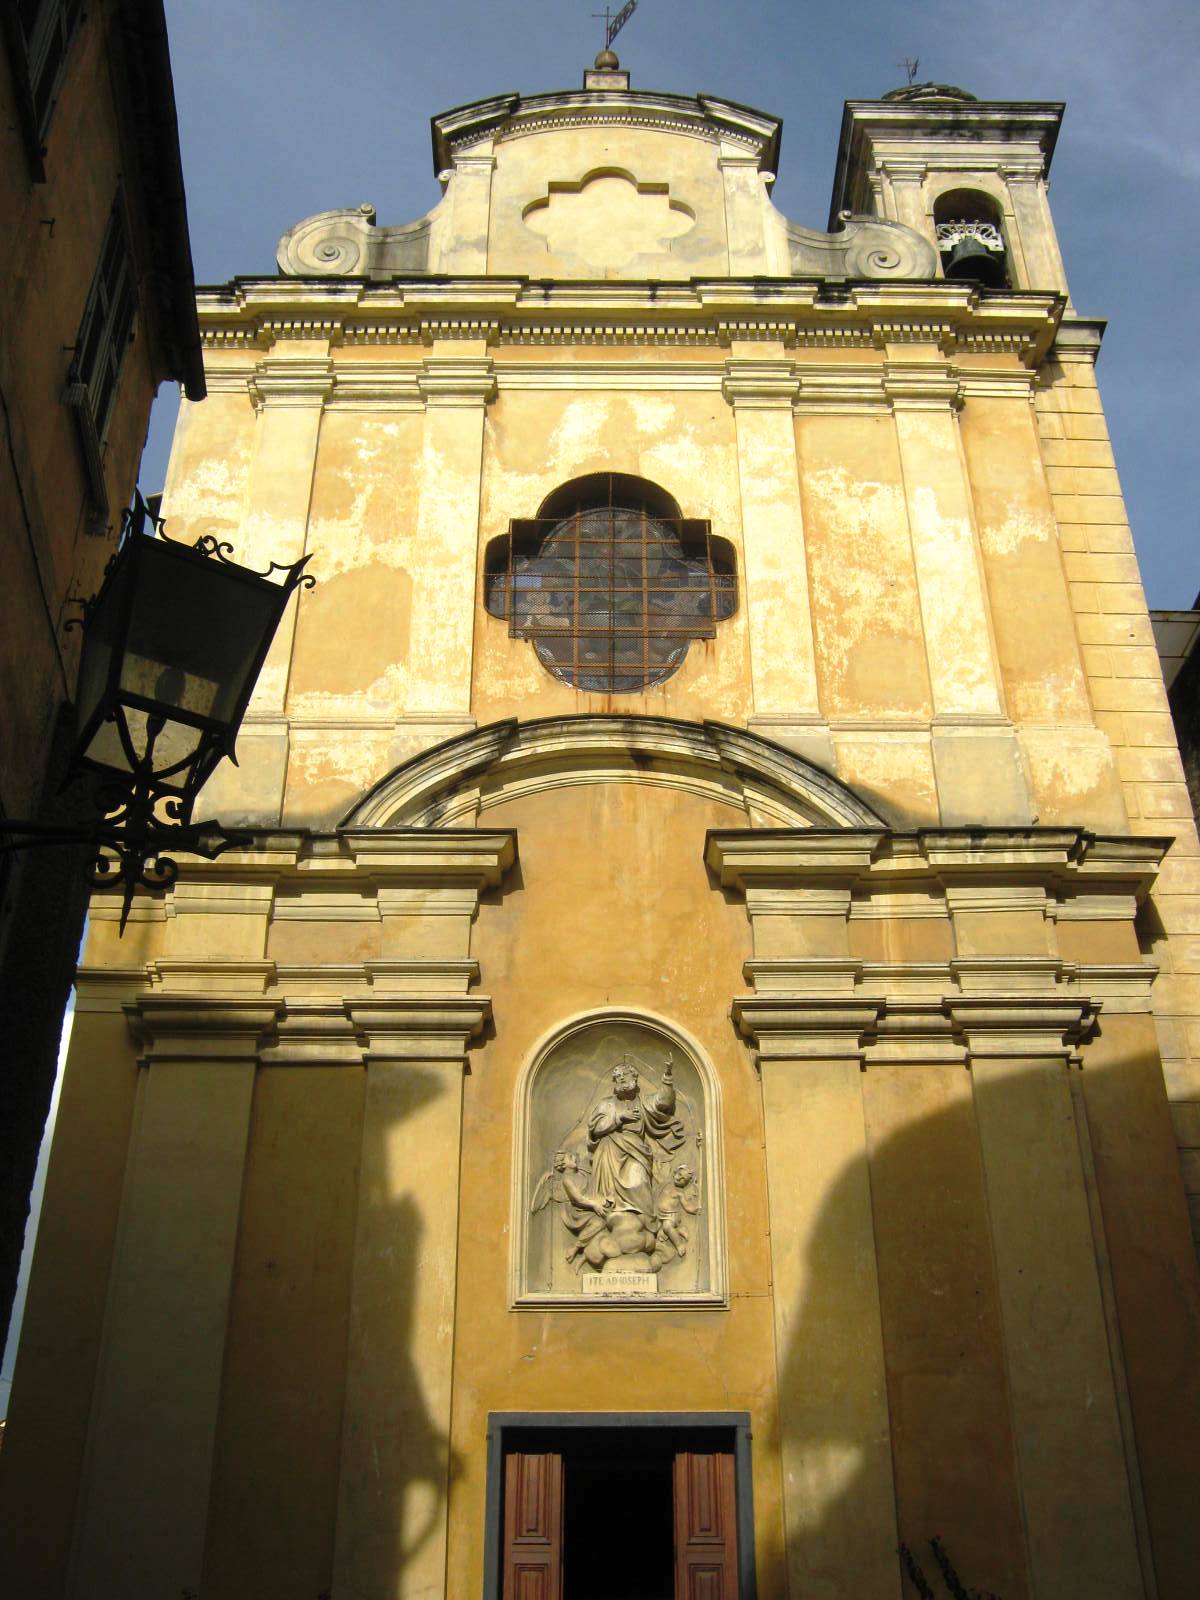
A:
<box><xmin>531</xmin><ymin>1049</ymin><xmax>698</xmax><ymax>1284</ymax></box>
<box><xmin>586</xmin><ymin>1053</ymin><xmax>685</xmax><ymax>1219</ymax></box>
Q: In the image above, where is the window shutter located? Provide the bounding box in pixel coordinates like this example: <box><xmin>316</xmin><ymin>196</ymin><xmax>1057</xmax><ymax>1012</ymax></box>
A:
<box><xmin>502</xmin><ymin>1451</ymin><xmax>564</xmax><ymax>1600</ymax></box>
<box><xmin>64</xmin><ymin>200</ymin><xmax>135</xmax><ymax>513</ymax></box>
<box><xmin>673</xmin><ymin>1450</ymin><xmax>738</xmax><ymax>1600</ymax></box>
<box><xmin>10</xmin><ymin>0</ymin><xmax>82</xmax><ymax>144</ymax></box>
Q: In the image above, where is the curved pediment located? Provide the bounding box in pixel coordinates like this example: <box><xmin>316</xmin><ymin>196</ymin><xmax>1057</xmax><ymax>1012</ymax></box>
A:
<box><xmin>341</xmin><ymin>716</ymin><xmax>886</xmax><ymax>830</ymax></box>
<box><xmin>276</xmin><ymin>77</ymin><xmax>936</xmax><ymax>282</ymax></box>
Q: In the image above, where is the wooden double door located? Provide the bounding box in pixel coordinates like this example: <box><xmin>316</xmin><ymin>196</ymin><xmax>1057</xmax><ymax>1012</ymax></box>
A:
<box><xmin>502</xmin><ymin>1438</ymin><xmax>739</xmax><ymax>1600</ymax></box>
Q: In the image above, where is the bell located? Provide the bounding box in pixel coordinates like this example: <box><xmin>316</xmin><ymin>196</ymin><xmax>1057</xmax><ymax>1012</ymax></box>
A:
<box><xmin>943</xmin><ymin>237</ymin><xmax>1007</xmax><ymax>287</ymax></box>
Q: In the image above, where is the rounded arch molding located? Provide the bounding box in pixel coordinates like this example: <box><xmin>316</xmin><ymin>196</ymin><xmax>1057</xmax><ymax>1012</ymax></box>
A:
<box><xmin>339</xmin><ymin>715</ymin><xmax>885</xmax><ymax>830</ymax></box>
<box><xmin>509</xmin><ymin>1006</ymin><xmax>728</xmax><ymax>1308</ymax></box>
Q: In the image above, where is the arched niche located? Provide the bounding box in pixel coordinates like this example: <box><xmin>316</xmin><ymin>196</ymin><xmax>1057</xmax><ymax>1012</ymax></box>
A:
<box><xmin>341</xmin><ymin>715</ymin><xmax>886</xmax><ymax>830</ymax></box>
<box><xmin>510</xmin><ymin>1010</ymin><xmax>727</xmax><ymax>1308</ymax></box>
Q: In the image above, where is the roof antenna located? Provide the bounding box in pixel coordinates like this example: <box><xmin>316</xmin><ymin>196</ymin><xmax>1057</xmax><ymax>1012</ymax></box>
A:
<box><xmin>899</xmin><ymin>56</ymin><xmax>920</xmax><ymax>86</ymax></box>
<box><xmin>592</xmin><ymin>0</ymin><xmax>638</xmax><ymax>64</ymax></box>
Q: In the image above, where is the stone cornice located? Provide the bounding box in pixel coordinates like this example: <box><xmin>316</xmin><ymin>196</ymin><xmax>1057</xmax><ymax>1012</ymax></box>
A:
<box><xmin>84</xmin><ymin>830</ymin><xmax>519</xmax><ymax>936</ymax></box>
<box><xmin>146</xmin><ymin>829</ymin><xmax>517</xmax><ymax>886</ymax></box>
<box><xmin>706</xmin><ymin>827</ymin><xmax>1171</xmax><ymax>901</ymax></box>
<box><xmin>104</xmin><ymin>955</ymin><xmax>494</xmax><ymax>1067</ymax></box>
<box><xmin>195</xmin><ymin>280</ymin><xmax>1065</xmax><ymax>369</ymax></box>
<box><xmin>430</xmin><ymin>87</ymin><xmax>781</xmax><ymax>173</ymax></box>
<box><xmin>733</xmin><ymin>986</ymin><xmax>1124</xmax><ymax>1066</ymax></box>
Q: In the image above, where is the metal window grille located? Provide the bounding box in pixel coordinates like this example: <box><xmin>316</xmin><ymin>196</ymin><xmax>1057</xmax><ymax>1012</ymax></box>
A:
<box><xmin>485</xmin><ymin>480</ymin><xmax>736</xmax><ymax>693</ymax></box>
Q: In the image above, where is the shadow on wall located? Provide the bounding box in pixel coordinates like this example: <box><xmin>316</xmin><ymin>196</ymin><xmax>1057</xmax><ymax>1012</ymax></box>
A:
<box><xmin>329</xmin><ymin>1062</ymin><xmax>465</xmax><ymax>1600</ymax></box>
<box><xmin>750</xmin><ymin>1033</ymin><xmax>1200</xmax><ymax>1600</ymax></box>
<box><xmin>14</xmin><ymin>1029</ymin><xmax>1194</xmax><ymax>1598</ymax></box>
<box><xmin>332</xmin><ymin>1037</ymin><xmax>1200</xmax><ymax>1599</ymax></box>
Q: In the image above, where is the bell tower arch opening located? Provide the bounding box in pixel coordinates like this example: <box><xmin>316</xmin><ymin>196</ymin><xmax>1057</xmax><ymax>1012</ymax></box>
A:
<box><xmin>934</xmin><ymin>187</ymin><xmax>1010</xmax><ymax>287</ymax></box>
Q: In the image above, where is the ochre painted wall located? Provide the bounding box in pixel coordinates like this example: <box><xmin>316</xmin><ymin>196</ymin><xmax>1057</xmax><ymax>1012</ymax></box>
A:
<box><xmin>450</xmin><ymin>781</ymin><xmax>783</xmax><ymax>1597</ymax></box>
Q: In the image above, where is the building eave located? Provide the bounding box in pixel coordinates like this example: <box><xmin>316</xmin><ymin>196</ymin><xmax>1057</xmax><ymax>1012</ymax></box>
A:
<box><xmin>118</xmin><ymin>0</ymin><xmax>205</xmax><ymax>400</ymax></box>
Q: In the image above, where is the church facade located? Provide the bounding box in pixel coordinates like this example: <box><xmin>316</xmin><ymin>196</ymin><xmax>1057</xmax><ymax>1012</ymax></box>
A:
<box><xmin>3</xmin><ymin>57</ymin><xmax>1200</xmax><ymax>1600</ymax></box>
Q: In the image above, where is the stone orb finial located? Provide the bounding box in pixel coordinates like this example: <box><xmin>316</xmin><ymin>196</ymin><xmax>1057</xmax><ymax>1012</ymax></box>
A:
<box><xmin>881</xmin><ymin>81</ymin><xmax>977</xmax><ymax>103</ymax></box>
<box><xmin>594</xmin><ymin>47</ymin><xmax>619</xmax><ymax>69</ymax></box>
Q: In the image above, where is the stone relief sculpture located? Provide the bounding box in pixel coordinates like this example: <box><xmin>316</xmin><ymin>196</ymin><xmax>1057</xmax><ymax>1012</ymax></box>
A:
<box><xmin>519</xmin><ymin>1019</ymin><xmax>720</xmax><ymax>1303</ymax></box>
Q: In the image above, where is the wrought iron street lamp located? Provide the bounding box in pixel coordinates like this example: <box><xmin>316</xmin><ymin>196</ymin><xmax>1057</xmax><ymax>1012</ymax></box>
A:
<box><xmin>0</xmin><ymin>493</ymin><xmax>314</xmax><ymax>930</ymax></box>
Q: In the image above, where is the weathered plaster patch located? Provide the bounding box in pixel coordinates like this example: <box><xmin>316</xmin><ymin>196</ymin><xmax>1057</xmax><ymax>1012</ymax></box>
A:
<box><xmin>978</xmin><ymin>499</ymin><xmax>1056</xmax><ymax>557</ymax></box>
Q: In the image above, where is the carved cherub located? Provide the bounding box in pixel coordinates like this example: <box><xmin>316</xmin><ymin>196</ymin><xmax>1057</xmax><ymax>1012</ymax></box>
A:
<box><xmin>531</xmin><ymin>1149</ymin><xmax>612</xmax><ymax>1265</ymax></box>
<box><xmin>654</xmin><ymin>1162</ymin><xmax>700</xmax><ymax>1258</ymax></box>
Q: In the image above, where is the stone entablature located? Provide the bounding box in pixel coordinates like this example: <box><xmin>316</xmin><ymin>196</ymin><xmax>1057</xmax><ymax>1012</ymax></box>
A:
<box><xmin>709</xmin><ymin>828</ymin><xmax>1168</xmax><ymax>1056</ymax></box>
<box><xmin>196</xmin><ymin>276</ymin><xmax>1064</xmax><ymax>365</ymax></box>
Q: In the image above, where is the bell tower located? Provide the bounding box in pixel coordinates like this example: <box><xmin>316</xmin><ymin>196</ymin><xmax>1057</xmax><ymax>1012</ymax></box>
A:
<box><xmin>829</xmin><ymin>83</ymin><xmax>1070</xmax><ymax>295</ymax></box>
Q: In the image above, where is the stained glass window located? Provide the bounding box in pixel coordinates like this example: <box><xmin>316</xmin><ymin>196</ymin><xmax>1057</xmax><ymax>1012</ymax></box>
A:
<box><xmin>485</xmin><ymin>475</ymin><xmax>736</xmax><ymax>693</ymax></box>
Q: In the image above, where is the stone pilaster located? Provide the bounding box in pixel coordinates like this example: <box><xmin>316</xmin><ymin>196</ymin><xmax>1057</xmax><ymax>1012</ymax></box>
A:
<box><xmin>331</xmin><ymin>993</ymin><xmax>490</xmax><ymax>1600</ymax></box>
<box><xmin>718</xmin><ymin>151</ymin><xmax>770</xmax><ymax>274</ymax></box>
<box><xmin>883</xmin><ymin>353</ymin><xmax>1032</xmax><ymax>824</ymax></box>
<box><xmin>437</xmin><ymin>153</ymin><xmax>496</xmax><ymax>274</ymax></box>
<box><xmin>66</xmin><ymin>990</ymin><xmax>282</xmax><ymax>1600</ymax></box>
<box><xmin>718</xmin><ymin>826</ymin><xmax>899</xmax><ymax>1599</ymax></box>
<box><xmin>954</xmin><ymin>999</ymin><xmax>1146</xmax><ymax>1600</ymax></box>
<box><xmin>330</xmin><ymin>828</ymin><xmax>512</xmax><ymax>1600</ymax></box>
<box><xmin>205</xmin><ymin>346</ymin><xmax>334</xmax><ymax>824</ymax></box>
<box><xmin>734</xmin><ymin>991</ymin><xmax>900</xmax><ymax>1600</ymax></box>
<box><xmin>722</xmin><ymin>355</ymin><xmax>832</xmax><ymax>769</ymax></box>
<box><xmin>403</xmin><ymin>349</ymin><xmax>495</xmax><ymax>740</ymax></box>
<box><xmin>1003</xmin><ymin>169</ymin><xmax>1069</xmax><ymax>297</ymax></box>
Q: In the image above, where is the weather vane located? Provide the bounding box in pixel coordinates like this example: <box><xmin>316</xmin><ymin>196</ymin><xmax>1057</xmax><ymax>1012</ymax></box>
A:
<box><xmin>592</xmin><ymin>0</ymin><xmax>638</xmax><ymax>52</ymax></box>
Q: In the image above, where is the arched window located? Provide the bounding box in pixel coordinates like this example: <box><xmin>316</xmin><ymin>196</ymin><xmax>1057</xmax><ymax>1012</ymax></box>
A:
<box><xmin>934</xmin><ymin>188</ymin><xmax>1009</xmax><ymax>288</ymax></box>
<box><xmin>484</xmin><ymin>473</ymin><xmax>736</xmax><ymax>693</ymax></box>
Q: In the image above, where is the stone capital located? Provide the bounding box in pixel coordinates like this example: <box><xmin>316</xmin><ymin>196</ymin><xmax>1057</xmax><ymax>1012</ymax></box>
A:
<box><xmin>744</xmin><ymin>958</ymin><xmax>863</xmax><ymax>994</ymax></box>
<box><xmin>948</xmin><ymin>995</ymin><xmax>1098</xmax><ymax>1060</ymax></box>
<box><xmin>733</xmin><ymin>994</ymin><xmax>882</xmax><ymax>1061</ymax></box>
<box><xmin>744</xmin><ymin>884</ymin><xmax>853</xmax><ymax>921</ymax></box>
<box><xmin>721</xmin><ymin>358</ymin><xmax>801</xmax><ymax>408</ymax></box>
<box><xmin>878</xmin><ymin>159</ymin><xmax>929</xmax><ymax>185</ymax></box>
<box><xmin>125</xmin><ymin>994</ymin><xmax>284</xmax><ymax>1064</ymax></box>
<box><xmin>417</xmin><ymin>354</ymin><xmax>497</xmax><ymax>407</ymax></box>
<box><xmin>346</xmin><ymin>994</ymin><xmax>492</xmax><ymax>1063</ymax></box>
<box><xmin>247</xmin><ymin>354</ymin><xmax>335</xmax><ymax>410</ymax></box>
<box><xmin>705</xmin><ymin>830</ymin><xmax>885</xmax><ymax>890</ymax></box>
<box><xmin>343</xmin><ymin>828</ymin><xmax>516</xmax><ymax>889</ymax></box>
<box><xmin>145</xmin><ymin>959</ymin><xmax>277</xmax><ymax>995</ymax></box>
<box><xmin>364</xmin><ymin>958</ymin><xmax>480</xmax><ymax>995</ymax></box>
<box><xmin>883</xmin><ymin>359</ymin><xmax>964</xmax><ymax>411</ymax></box>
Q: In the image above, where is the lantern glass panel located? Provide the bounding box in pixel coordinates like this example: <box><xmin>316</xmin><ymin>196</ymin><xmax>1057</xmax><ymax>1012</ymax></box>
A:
<box><xmin>80</xmin><ymin>705</ymin><xmax>208</xmax><ymax>788</ymax></box>
<box><xmin>73</xmin><ymin>542</ymin><xmax>132</xmax><ymax>744</ymax></box>
<box><xmin>120</xmin><ymin>541</ymin><xmax>283</xmax><ymax>731</ymax></box>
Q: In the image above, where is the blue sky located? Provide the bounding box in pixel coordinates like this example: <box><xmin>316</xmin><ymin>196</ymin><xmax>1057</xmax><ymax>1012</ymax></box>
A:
<box><xmin>143</xmin><ymin>0</ymin><xmax>1199</xmax><ymax>606</ymax></box>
